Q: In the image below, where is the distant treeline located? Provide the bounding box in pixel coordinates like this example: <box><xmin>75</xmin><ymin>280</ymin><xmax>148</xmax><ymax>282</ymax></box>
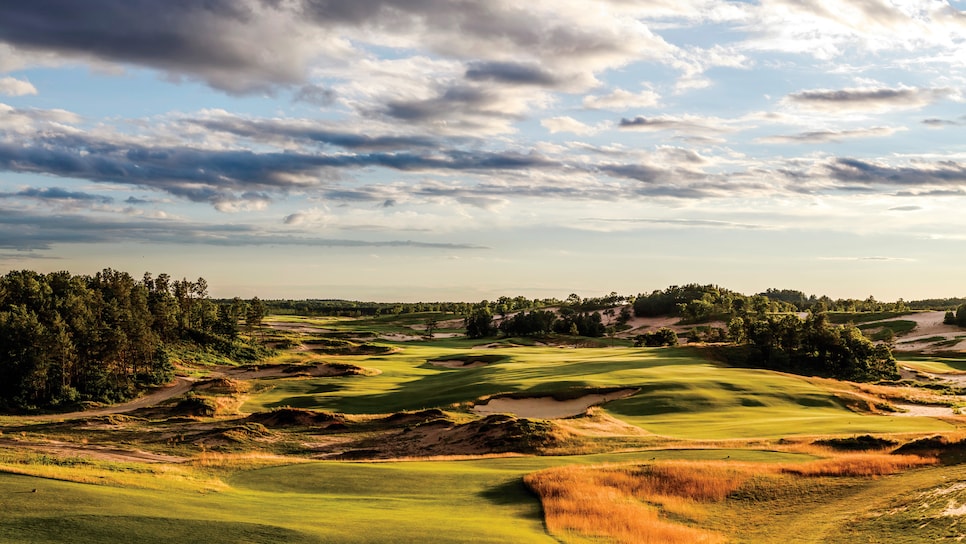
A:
<box><xmin>631</xmin><ymin>285</ymin><xmax>933</xmax><ymax>321</ymax></box>
<box><xmin>0</xmin><ymin>269</ymin><xmax>265</xmax><ymax>411</ymax></box>
<box><xmin>264</xmin><ymin>296</ymin><xmax>560</xmax><ymax>318</ymax></box>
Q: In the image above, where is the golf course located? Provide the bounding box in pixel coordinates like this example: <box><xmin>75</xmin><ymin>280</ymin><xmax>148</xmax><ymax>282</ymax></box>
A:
<box><xmin>2</xmin><ymin>301</ymin><xmax>966</xmax><ymax>544</ymax></box>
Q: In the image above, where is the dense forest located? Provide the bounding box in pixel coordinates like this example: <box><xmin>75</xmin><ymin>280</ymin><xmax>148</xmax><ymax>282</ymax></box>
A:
<box><xmin>0</xmin><ymin>269</ymin><xmax>265</xmax><ymax>411</ymax></box>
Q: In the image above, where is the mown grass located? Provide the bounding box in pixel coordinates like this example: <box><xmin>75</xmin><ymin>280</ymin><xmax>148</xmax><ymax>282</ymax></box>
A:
<box><xmin>242</xmin><ymin>345</ymin><xmax>953</xmax><ymax>439</ymax></box>
<box><xmin>827</xmin><ymin>311</ymin><xmax>919</xmax><ymax>324</ymax></box>
<box><xmin>858</xmin><ymin>320</ymin><xmax>917</xmax><ymax>340</ymax></box>
<box><xmin>0</xmin><ymin>448</ymin><xmax>811</xmax><ymax>544</ymax></box>
<box><xmin>897</xmin><ymin>355</ymin><xmax>966</xmax><ymax>374</ymax></box>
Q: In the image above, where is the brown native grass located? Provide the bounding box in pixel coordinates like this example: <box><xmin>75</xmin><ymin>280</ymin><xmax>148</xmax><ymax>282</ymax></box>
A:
<box><xmin>524</xmin><ymin>453</ymin><xmax>937</xmax><ymax>544</ymax></box>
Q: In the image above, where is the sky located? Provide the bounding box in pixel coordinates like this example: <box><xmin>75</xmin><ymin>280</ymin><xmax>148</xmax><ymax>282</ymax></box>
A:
<box><xmin>1</xmin><ymin>0</ymin><xmax>966</xmax><ymax>301</ymax></box>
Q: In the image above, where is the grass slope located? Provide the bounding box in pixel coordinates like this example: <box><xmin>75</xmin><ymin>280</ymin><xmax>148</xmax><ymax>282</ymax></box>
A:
<box><xmin>243</xmin><ymin>346</ymin><xmax>952</xmax><ymax>439</ymax></box>
<box><xmin>0</xmin><ymin>450</ymin><xmax>812</xmax><ymax>544</ymax></box>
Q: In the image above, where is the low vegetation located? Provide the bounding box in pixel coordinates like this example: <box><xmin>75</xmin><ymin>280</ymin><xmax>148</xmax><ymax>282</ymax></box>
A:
<box><xmin>525</xmin><ymin>454</ymin><xmax>938</xmax><ymax>543</ymax></box>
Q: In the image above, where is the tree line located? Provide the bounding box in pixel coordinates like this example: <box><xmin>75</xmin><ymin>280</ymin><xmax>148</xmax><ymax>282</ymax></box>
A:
<box><xmin>727</xmin><ymin>313</ymin><xmax>898</xmax><ymax>381</ymax></box>
<box><xmin>0</xmin><ymin>269</ymin><xmax>265</xmax><ymax>412</ymax></box>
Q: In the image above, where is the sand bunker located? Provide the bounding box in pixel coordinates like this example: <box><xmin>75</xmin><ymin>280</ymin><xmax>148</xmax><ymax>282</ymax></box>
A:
<box><xmin>892</xmin><ymin>403</ymin><xmax>959</xmax><ymax>418</ymax></box>
<box><xmin>473</xmin><ymin>389</ymin><xmax>638</xmax><ymax>419</ymax></box>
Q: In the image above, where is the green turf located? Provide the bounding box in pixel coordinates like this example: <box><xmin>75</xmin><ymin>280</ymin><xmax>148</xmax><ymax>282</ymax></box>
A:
<box><xmin>898</xmin><ymin>355</ymin><xmax>966</xmax><ymax>373</ymax></box>
<box><xmin>0</xmin><ymin>449</ymin><xmax>812</xmax><ymax>544</ymax></box>
<box><xmin>857</xmin><ymin>319</ymin><xmax>917</xmax><ymax>340</ymax></box>
<box><xmin>242</xmin><ymin>346</ymin><xmax>953</xmax><ymax>439</ymax></box>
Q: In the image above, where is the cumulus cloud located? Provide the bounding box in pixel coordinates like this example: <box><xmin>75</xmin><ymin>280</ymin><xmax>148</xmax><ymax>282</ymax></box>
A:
<box><xmin>0</xmin><ymin>76</ymin><xmax>37</xmax><ymax>96</ymax></box>
<box><xmin>0</xmin><ymin>1</ymin><xmax>339</xmax><ymax>94</ymax></box>
<box><xmin>0</xmin><ymin>0</ymin><xmax>677</xmax><ymax>98</ymax></box>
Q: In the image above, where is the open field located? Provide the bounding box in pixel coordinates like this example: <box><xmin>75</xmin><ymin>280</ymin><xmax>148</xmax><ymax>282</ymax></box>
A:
<box><xmin>1</xmin><ymin>311</ymin><xmax>965</xmax><ymax>543</ymax></box>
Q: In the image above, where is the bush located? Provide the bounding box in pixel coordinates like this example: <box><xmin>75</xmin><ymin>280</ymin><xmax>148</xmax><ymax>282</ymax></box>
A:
<box><xmin>634</xmin><ymin>328</ymin><xmax>679</xmax><ymax>347</ymax></box>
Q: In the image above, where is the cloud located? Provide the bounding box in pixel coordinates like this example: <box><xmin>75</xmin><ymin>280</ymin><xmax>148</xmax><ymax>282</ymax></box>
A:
<box><xmin>293</xmin><ymin>85</ymin><xmax>336</xmax><ymax>106</ymax></box>
<box><xmin>540</xmin><ymin>116</ymin><xmax>600</xmax><ymax>135</ymax></box>
<box><xmin>818</xmin><ymin>256</ymin><xmax>914</xmax><ymax>262</ymax></box>
<box><xmin>584</xmin><ymin>217</ymin><xmax>770</xmax><ymax>230</ymax></box>
<box><xmin>757</xmin><ymin>126</ymin><xmax>900</xmax><ymax>144</ymax></box>
<box><xmin>923</xmin><ymin>116</ymin><xmax>966</xmax><ymax>128</ymax></box>
<box><xmin>0</xmin><ymin>123</ymin><xmax>561</xmax><ymax>209</ymax></box>
<box><xmin>378</xmin><ymin>83</ymin><xmax>546</xmax><ymax>134</ymax></box>
<box><xmin>0</xmin><ymin>76</ymin><xmax>37</xmax><ymax>96</ymax></box>
<box><xmin>188</xmin><ymin>113</ymin><xmax>439</xmax><ymax>151</ymax></box>
<box><xmin>465</xmin><ymin>61</ymin><xmax>558</xmax><ymax>86</ymax></box>
<box><xmin>0</xmin><ymin>206</ymin><xmax>486</xmax><ymax>251</ymax></box>
<box><xmin>583</xmin><ymin>88</ymin><xmax>661</xmax><ymax>110</ymax></box>
<box><xmin>0</xmin><ymin>1</ymin><xmax>333</xmax><ymax>94</ymax></box>
<box><xmin>618</xmin><ymin>114</ymin><xmax>733</xmax><ymax>138</ymax></box>
<box><xmin>825</xmin><ymin>158</ymin><xmax>966</xmax><ymax>188</ymax></box>
<box><xmin>0</xmin><ymin>0</ymin><xmax>677</xmax><ymax>97</ymax></box>
<box><xmin>0</xmin><ymin>186</ymin><xmax>113</xmax><ymax>204</ymax></box>
<box><xmin>785</xmin><ymin>87</ymin><xmax>955</xmax><ymax>112</ymax></box>
<box><xmin>888</xmin><ymin>205</ymin><xmax>921</xmax><ymax>211</ymax></box>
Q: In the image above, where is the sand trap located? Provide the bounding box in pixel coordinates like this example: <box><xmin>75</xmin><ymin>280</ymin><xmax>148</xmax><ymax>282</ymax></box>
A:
<box><xmin>473</xmin><ymin>389</ymin><xmax>638</xmax><ymax>419</ymax></box>
<box><xmin>892</xmin><ymin>403</ymin><xmax>959</xmax><ymax>417</ymax></box>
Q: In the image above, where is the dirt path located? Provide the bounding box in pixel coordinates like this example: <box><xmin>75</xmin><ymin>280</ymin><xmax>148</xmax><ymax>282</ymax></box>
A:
<box><xmin>30</xmin><ymin>377</ymin><xmax>194</xmax><ymax>421</ymax></box>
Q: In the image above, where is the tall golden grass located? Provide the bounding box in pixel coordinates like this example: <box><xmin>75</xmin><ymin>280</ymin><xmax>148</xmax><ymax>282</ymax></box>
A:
<box><xmin>525</xmin><ymin>453</ymin><xmax>938</xmax><ymax>544</ymax></box>
<box><xmin>524</xmin><ymin>464</ymin><xmax>726</xmax><ymax>544</ymax></box>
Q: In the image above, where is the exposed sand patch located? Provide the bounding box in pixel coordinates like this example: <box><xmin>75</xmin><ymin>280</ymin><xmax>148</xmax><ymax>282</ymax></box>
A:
<box><xmin>943</xmin><ymin>501</ymin><xmax>966</xmax><ymax>516</ymax></box>
<box><xmin>892</xmin><ymin>403</ymin><xmax>959</xmax><ymax>417</ymax></box>
<box><xmin>554</xmin><ymin>407</ymin><xmax>651</xmax><ymax>437</ymax></box>
<box><xmin>474</xmin><ymin>389</ymin><xmax>638</xmax><ymax>419</ymax></box>
<box><xmin>883</xmin><ymin>311</ymin><xmax>965</xmax><ymax>351</ymax></box>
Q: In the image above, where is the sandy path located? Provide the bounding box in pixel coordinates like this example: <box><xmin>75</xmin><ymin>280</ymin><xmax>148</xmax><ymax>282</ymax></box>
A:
<box><xmin>30</xmin><ymin>377</ymin><xmax>194</xmax><ymax>422</ymax></box>
<box><xmin>473</xmin><ymin>389</ymin><xmax>638</xmax><ymax>419</ymax></box>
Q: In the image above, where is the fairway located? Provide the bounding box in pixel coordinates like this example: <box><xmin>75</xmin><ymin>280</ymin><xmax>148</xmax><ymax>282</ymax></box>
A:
<box><xmin>0</xmin><ymin>449</ymin><xmax>814</xmax><ymax>544</ymax></box>
<box><xmin>242</xmin><ymin>346</ymin><xmax>953</xmax><ymax>439</ymax></box>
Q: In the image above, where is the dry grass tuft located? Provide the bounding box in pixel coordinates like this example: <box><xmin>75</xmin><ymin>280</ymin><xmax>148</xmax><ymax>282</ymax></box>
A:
<box><xmin>778</xmin><ymin>453</ymin><xmax>936</xmax><ymax>477</ymax></box>
<box><xmin>525</xmin><ymin>453</ymin><xmax>939</xmax><ymax>543</ymax></box>
<box><xmin>524</xmin><ymin>464</ymin><xmax>727</xmax><ymax>544</ymax></box>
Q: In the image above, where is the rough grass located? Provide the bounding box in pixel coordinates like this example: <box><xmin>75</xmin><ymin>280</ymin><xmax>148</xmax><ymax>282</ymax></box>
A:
<box><xmin>525</xmin><ymin>454</ymin><xmax>938</xmax><ymax>543</ymax></box>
